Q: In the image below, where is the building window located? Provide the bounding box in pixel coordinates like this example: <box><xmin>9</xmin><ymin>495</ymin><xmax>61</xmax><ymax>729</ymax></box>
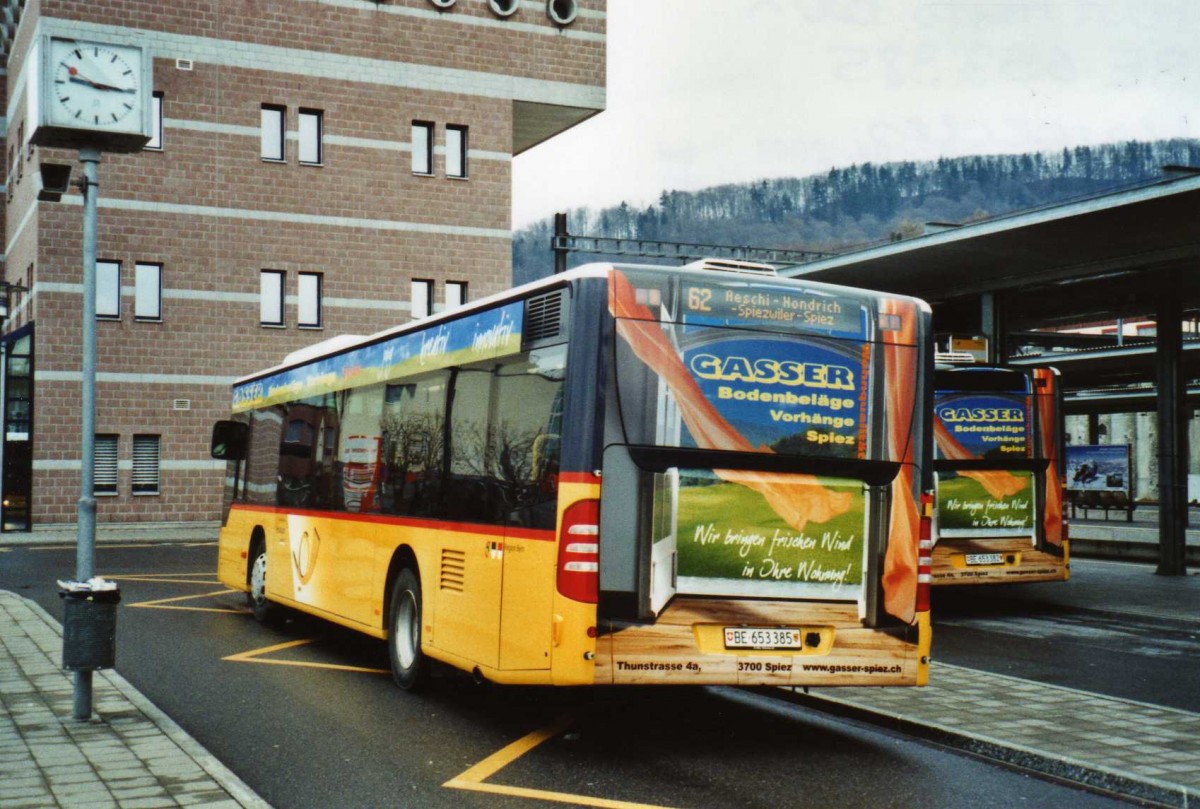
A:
<box><xmin>299</xmin><ymin>109</ymin><xmax>323</xmax><ymax>165</ymax></box>
<box><xmin>146</xmin><ymin>92</ymin><xmax>164</xmax><ymax>150</ymax></box>
<box><xmin>261</xmin><ymin>104</ymin><xmax>286</xmax><ymax>161</ymax></box>
<box><xmin>298</xmin><ymin>272</ymin><xmax>322</xmax><ymax>327</ymax></box>
<box><xmin>411</xmin><ymin>279</ymin><xmax>432</xmax><ymax>319</ymax></box>
<box><xmin>97</xmin><ymin>260</ymin><xmax>121</xmax><ymax>319</ymax></box>
<box><xmin>95</xmin><ymin>434</ymin><xmax>119</xmax><ymax>496</ymax></box>
<box><xmin>446</xmin><ymin>125</ymin><xmax>468</xmax><ymax>178</ymax></box>
<box><xmin>411</xmin><ymin>121</ymin><xmax>433</xmax><ymax>175</ymax></box>
<box><xmin>260</xmin><ymin>270</ymin><xmax>285</xmax><ymax>326</ymax></box>
<box><xmin>132</xmin><ymin>435</ymin><xmax>161</xmax><ymax>495</ymax></box>
<box><xmin>135</xmin><ymin>263</ymin><xmax>162</xmax><ymax>321</ymax></box>
<box><xmin>445</xmin><ymin>281</ymin><xmax>467</xmax><ymax>310</ymax></box>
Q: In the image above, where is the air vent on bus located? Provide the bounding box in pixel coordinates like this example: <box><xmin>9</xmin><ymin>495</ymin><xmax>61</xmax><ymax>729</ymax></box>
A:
<box><xmin>683</xmin><ymin>258</ymin><xmax>778</xmax><ymax>276</ymax></box>
<box><xmin>440</xmin><ymin>548</ymin><xmax>466</xmax><ymax>592</ymax></box>
<box><xmin>524</xmin><ymin>290</ymin><xmax>565</xmax><ymax>343</ymax></box>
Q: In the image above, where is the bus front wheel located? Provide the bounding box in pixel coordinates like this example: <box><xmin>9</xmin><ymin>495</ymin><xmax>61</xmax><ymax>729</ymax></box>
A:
<box><xmin>248</xmin><ymin>546</ymin><xmax>277</xmax><ymax>624</ymax></box>
<box><xmin>388</xmin><ymin>568</ymin><xmax>428</xmax><ymax>691</ymax></box>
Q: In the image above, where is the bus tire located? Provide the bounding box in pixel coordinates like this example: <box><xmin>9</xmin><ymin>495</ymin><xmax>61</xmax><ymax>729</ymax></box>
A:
<box><xmin>388</xmin><ymin>568</ymin><xmax>428</xmax><ymax>691</ymax></box>
<box><xmin>247</xmin><ymin>545</ymin><xmax>278</xmax><ymax>624</ymax></box>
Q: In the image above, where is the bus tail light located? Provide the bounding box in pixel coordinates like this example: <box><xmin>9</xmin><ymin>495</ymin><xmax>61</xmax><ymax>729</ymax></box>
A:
<box><xmin>557</xmin><ymin>499</ymin><xmax>600</xmax><ymax>604</ymax></box>
<box><xmin>916</xmin><ymin>493</ymin><xmax>933</xmax><ymax>614</ymax></box>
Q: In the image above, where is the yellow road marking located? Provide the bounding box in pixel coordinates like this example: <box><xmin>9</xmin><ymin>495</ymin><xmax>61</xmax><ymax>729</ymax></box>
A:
<box><xmin>223</xmin><ymin>638</ymin><xmax>389</xmax><ymax>675</ymax></box>
<box><xmin>127</xmin><ymin>588</ymin><xmax>246</xmax><ymax>614</ymax></box>
<box><xmin>108</xmin><ymin>571</ymin><xmax>215</xmax><ymax>578</ymax></box>
<box><xmin>445</xmin><ymin>716</ymin><xmax>677</xmax><ymax>809</ymax></box>
<box><xmin>110</xmin><ymin>576</ymin><xmax>223</xmax><ymax>585</ymax></box>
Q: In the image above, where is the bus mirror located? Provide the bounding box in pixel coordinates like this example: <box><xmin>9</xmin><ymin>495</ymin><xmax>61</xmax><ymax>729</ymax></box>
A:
<box><xmin>211</xmin><ymin>420</ymin><xmax>248</xmax><ymax>461</ymax></box>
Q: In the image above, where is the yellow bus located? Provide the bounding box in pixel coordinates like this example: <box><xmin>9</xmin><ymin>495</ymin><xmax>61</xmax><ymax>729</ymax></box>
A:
<box><xmin>211</xmin><ymin>261</ymin><xmax>934</xmax><ymax>689</ymax></box>
<box><xmin>930</xmin><ymin>359</ymin><xmax>1068</xmax><ymax>585</ymax></box>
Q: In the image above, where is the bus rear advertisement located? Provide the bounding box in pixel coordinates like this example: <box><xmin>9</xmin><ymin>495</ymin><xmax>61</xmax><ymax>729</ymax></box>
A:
<box><xmin>212</xmin><ymin>262</ymin><xmax>934</xmax><ymax>689</ymax></box>
<box><xmin>931</xmin><ymin>362</ymin><xmax>1067</xmax><ymax>585</ymax></box>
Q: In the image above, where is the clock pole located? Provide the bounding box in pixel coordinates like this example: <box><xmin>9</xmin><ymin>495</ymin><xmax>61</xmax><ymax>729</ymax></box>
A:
<box><xmin>33</xmin><ymin>35</ymin><xmax>151</xmax><ymax>721</ymax></box>
<box><xmin>73</xmin><ymin>146</ymin><xmax>101</xmax><ymax>721</ymax></box>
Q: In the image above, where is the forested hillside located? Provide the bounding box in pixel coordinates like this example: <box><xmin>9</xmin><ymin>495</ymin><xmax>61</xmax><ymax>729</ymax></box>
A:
<box><xmin>513</xmin><ymin>139</ymin><xmax>1200</xmax><ymax>284</ymax></box>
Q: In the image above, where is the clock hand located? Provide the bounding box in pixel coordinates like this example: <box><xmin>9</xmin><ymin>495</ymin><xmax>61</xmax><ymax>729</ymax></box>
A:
<box><xmin>67</xmin><ymin>66</ymin><xmax>135</xmax><ymax>93</ymax></box>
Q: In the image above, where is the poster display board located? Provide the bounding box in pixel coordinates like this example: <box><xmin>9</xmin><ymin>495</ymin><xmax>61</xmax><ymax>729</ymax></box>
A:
<box><xmin>1065</xmin><ymin>444</ymin><xmax>1131</xmax><ymax>494</ymax></box>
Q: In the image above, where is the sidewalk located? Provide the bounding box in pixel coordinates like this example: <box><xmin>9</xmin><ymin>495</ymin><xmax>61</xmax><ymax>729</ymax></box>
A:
<box><xmin>798</xmin><ymin>663</ymin><xmax>1200</xmax><ymax>808</ymax></box>
<box><xmin>1069</xmin><ymin>506</ymin><xmax>1200</xmax><ymax>564</ymax></box>
<box><xmin>796</xmin><ymin>559</ymin><xmax>1200</xmax><ymax>808</ymax></box>
<box><xmin>0</xmin><ymin>591</ymin><xmax>268</xmax><ymax>809</ymax></box>
<box><xmin>0</xmin><ymin>522</ymin><xmax>220</xmax><ymax>547</ymax></box>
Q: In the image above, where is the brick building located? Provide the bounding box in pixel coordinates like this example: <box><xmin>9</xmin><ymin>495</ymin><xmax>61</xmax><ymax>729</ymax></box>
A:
<box><xmin>0</xmin><ymin>0</ymin><xmax>606</xmax><ymax>534</ymax></box>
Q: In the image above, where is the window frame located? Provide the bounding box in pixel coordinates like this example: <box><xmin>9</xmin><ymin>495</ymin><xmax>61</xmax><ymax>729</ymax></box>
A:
<box><xmin>298</xmin><ymin>271</ymin><xmax>323</xmax><ymax>328</ymax></box>
<box><xmin>145</xmin><ymin>92</ymin><xmax>164</xmax><ymax>150</ymax></box>
<box><xmin>411</xmin><ymin>121</ymin><xmax>434</xmax><ymax>176</ymax></box>
<box><xmin>94</xmin><ymin>434</ymin><xmax>119</xmax><ymax>496</ymax></box>
<box><xmin>134</xmin><ymin>262</ymin><xmax>163</xmax><ymax>322</ymax></box>
<box><xmin>132</xmin><ymin>434</ymin><xmax>161</xmax><ymax>495</ymax></box>
<box><xmin>96</xmin><ymin>260</ymin><xmax>121</xmax><ymax>320</ymax></box>
<box><xmin>411</xmin><ymin>278</ymin><xmax>433</xmax><ymax>319</ymax></box>
<box><xmin>298</xmin><ymin>108</ymin><xmax>323</xmax><ymax>166</ymax></box>
<box><xmin>261</xmin><ymin>104</ymin><xmax>287</xmax><ymax>162</ymax></box>
<box><xmin>445</xmin><ymin>124</ymin><xmax>468</xmax><ymax>179</ymax></box>
<box><xmin>260</xmin><ymin>269</ymin><xmax>286</xmax><ymax>327</ymax></box>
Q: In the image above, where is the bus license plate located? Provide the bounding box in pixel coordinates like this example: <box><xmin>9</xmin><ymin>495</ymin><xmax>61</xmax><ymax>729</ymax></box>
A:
<box><xmin>724</xmin><ymin>627</ymin><xmax>802</xmax><ymax>650</ymax></box>
<box><xmin>965</xmin><ymin>553</ymin><xmax>1004</xmax><ymax>566</ymax></box>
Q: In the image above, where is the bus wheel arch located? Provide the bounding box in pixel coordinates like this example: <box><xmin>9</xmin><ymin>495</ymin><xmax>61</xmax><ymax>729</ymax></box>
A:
<box><xmin>246</xmin><ymin>527</ymin><xmax>278</xmax><ymax>624</ymax></box>
<box><xmin>386</xmin><ymin>551</ymin><xmax>428</xmax><ymax>691</ymax></box>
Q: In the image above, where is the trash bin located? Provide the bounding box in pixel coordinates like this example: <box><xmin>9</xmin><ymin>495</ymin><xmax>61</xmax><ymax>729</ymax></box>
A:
<box><xmin>58</xmin><ymin>579</ymin><xmax>121</xmax><ymax>671</ymax></box>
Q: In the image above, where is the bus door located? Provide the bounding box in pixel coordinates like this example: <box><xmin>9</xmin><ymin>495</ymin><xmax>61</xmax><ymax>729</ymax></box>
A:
<box><xmin>437</xmin><ymin>365</ymin><xmax>503</xmax><ymax>668</ymax></box>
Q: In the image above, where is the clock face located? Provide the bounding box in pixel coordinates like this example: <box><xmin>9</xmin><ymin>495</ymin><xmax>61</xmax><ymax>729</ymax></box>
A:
<box><xmin>49</xmin><ymin>40</ymin><xmax>143</xmax><ymax>129</ymax></box>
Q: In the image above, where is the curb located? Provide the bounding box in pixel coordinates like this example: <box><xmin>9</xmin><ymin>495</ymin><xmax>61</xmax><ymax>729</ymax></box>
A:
<box><xmin>21</xmin><ymin>596</ymin><xmax>271</xmax><ymax>809</ymax></box>
<box><xmin>1071</xmin><ymin>537</ymin><xmax>1200</xmax><ymax>565</ymax></box>
<box><xmin>0</xmin><ymin>521</ymin><xmax>219</xmax><ymax>547</ymax></box>
<box><xmin>777</xmin><ymin>688</ymin><xmax>1193</xmax><ymax>809</ymax></box>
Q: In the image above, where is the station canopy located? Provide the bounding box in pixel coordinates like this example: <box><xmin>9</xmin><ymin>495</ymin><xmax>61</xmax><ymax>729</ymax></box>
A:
<box><xmin>782</xmin><ymin>172</ymin><xmax>1200</xmax><ymax>408</ymax></box>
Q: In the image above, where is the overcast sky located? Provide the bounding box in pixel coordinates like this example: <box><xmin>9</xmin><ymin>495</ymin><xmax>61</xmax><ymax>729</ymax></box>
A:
<box><xmin>511</xmin><ymin>0</ymin><xmax>1200</xmax><ymax>228</ymax></box>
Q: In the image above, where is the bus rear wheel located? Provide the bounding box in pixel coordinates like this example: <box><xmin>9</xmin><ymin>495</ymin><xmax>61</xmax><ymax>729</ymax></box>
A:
<box><xmin>388</xmin><ymin>568</ymin><xmax>428</xmax><ymax>691</ymax></box>
<box><xmin>248</xmin><ymin>546</ymin><xmax>277</xmax><ymax>624</ymax></box>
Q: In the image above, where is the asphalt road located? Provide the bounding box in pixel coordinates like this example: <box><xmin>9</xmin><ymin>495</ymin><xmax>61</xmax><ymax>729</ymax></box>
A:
<box><xmin>931</xmin><ymin>559</ymin><xmax>1200</xmax><ymax>713</ymax></box>
<box><xmin>0</xmin><ymin>542</ymin><xmax>1144</xmax><ymax>808</ymax></box>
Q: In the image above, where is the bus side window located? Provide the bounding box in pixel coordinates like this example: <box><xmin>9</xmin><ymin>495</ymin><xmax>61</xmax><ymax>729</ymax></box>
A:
<box><xmin>245</xmin><ymin>406</ymin><xmax>286</xmax><ymax>507</ymax></box>
<box><xmin>447</xmin><ymin>367</ymin><xmax>499</xmax><ymax>523</ymax></box>
<box><xmin>340</xmin><ymin>386</ymin><xmax>386</xmax><ymax>513</ymax></box>
<box><xmin>381</xmin><ymin>372</ymin><xmax>448</xmax><ymax>518</ymax></box>
<box><xmin>492</xmin><ymin>346</ymin><xmax>566</xmax><ymax>530</ymax></box>
<box><xmin>277</xmin><ymin>396</ymin><xmax>342</xmax><ymax>510</ymax></box>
